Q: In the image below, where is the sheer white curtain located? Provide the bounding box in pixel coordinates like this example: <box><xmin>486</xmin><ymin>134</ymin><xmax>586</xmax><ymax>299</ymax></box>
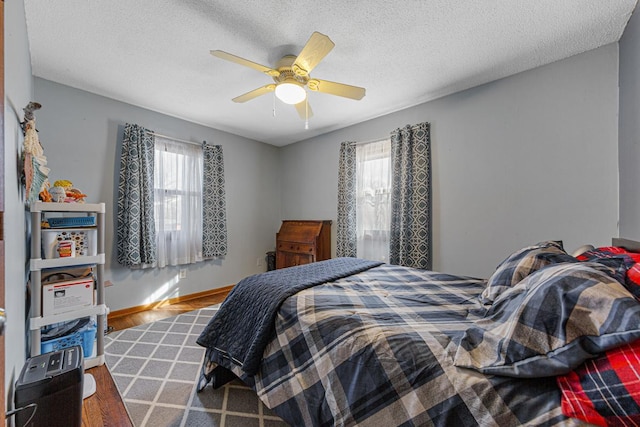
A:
<box><xmin>154</xmin><ymin>137</ymin><xmax>203</xmax><ymax>267</ymax></box>
<box><xmin>356</xmin><ymin>139</ymin><xmax>391</xmax><ymax>262</ymax></box>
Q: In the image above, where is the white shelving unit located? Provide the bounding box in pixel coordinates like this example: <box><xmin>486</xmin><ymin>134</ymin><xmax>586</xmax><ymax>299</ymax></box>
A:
<box><xmin>29</xmin><ymin>201</ymin><xmax>108</xmax><ymax>369</ymax></box>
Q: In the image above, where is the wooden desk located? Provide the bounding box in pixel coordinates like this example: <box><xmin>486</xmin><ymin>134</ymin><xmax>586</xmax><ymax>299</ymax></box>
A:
<box><xmin>276</xmin><ymin>220</ymin><xmax>331</xmax><ymax>269</ymax></box>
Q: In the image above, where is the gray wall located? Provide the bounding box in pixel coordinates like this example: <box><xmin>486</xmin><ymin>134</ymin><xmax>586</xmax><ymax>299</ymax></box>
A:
<box><xmin>280</xmin><ymin>44</ymin><xmax>621</xmax><ymax>279</ymax></box>
<box><xmin>33</xmin><ymin>79</ymin><xmax>282</xmax><ymax>312</ymax></box>
<box><xmin>620</xmin><ymin>7</ymin><xmax>640</xmax><ymax>239</ymax></box>
<box><xmin>5</xmin><ymin>0</ymin><xmax>33</xmax><ymax>403</ymax></box>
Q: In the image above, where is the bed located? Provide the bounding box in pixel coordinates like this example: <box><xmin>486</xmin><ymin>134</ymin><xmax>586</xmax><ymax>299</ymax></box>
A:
<box><xmin>197</xmin><ymin>241</ymin><xmax>640</xmax><ymax>426</ymax></box>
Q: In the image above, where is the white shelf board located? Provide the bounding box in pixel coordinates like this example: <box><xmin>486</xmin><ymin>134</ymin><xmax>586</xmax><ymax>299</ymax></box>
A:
<box><xmin>31</xmin><ymin>201</ymin><xmax>105</xmax><ymax>213</ymax></box>
<box><xmin>30</xmin><ymin>304</ymin><xmax>108</xmax><ymax>330</ymax></box>
<box><xmin>31</xmin><ymin>253</ymin><xmax>105</xmax><ymax>271</ymax></box>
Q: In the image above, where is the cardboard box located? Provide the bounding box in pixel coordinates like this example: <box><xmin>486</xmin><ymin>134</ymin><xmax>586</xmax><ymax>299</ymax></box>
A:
<box><xmin>42</xmin><ymin>278</ymin><xmax>94</xmax><ymax>316</ymax></box>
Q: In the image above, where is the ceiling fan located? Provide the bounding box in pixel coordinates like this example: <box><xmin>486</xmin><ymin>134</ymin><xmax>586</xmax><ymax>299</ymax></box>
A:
<box><xmin>210</xmin><ymin>32</ymin><xmax>366</xmax><ymax>120</ymax></box>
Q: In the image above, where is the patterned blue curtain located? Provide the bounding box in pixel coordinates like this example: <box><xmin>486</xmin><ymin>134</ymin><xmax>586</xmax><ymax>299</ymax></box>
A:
<box><xmin>116</xmin><ymin>123</ymin><xmax>157</xmax><ymax>267</ymax></box>
<box><xmin>202</xmin><ymin>144</ymin><xmax>228</xmax><ymax>257</ymax></box>
<box><xmin>390</xmin><ymin>122</ymin><xmax>432</xmax><ymax>270</ymax></box>
<box><xmin>336</xmin><ymin>141</ymin><xmax>357</xmax><ymax>257</ymax></box>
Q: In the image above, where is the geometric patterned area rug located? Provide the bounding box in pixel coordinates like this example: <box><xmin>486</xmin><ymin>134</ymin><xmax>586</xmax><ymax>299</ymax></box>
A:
<box><xmin>104</xmin><ymin>305</ymin><xmax>288</xmax><ymax>427</ymax></box>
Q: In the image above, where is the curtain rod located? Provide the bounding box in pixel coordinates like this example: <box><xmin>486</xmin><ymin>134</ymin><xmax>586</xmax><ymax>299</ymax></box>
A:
<box><xmin>151</xmin><ymin>131</ymin><xmax>205</xmax><ymax>146</ymax></box>
<box><xmin>351</xmin><ymin>137</ymin><xmax>389</xmax><ymax>146</ymax></box>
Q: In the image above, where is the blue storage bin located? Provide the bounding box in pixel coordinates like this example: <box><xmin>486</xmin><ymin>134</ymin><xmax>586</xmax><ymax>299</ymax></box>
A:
<box><xmin>41</xmin><ymin>323</ymin><xmax>96</xmax><ymax>357</ymax></box>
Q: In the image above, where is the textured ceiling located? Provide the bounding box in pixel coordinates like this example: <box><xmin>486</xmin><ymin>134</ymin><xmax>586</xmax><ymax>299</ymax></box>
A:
<box><xmin>24</xmin><ymin>0</ymin><xmax>637</xmax><ymax>147</ymax></box>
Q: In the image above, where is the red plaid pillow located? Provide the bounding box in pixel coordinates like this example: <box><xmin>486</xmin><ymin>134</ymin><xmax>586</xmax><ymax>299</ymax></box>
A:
<box><xmin>557</xmin><ymin>340</ymin><xmax>640</xmax><ymax>426</ymax></box>
<box><xmin>575</xmin><ymin>246</ymin><xmax>640</xmax><ymax>262</ymax></box>
<box><xmin>577</xmin><ymin>246</ymin><xmax>640</xmax><ymax>299</ymax></box>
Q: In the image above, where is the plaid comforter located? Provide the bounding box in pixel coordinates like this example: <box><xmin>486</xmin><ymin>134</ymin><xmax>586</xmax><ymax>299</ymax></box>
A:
<box><xmin>197</xmin><ymin>258</ymin><xmax>382</xmax><ymax>375</ymax></box>
<box><xmin>203</xmin><ymin>263</ymin><xmax>587</xmax><ymax>426</ymax></box>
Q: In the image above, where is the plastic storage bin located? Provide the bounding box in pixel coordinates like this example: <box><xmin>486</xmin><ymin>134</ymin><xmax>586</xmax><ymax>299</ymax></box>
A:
<box><xmin>41</xmin><ymin>228</ymin><xmax>97</xmax><ymax>259</ymax></box>
<box><xmin>41</xmin><ymin>321</ymin><xmax>96</xmax><ymax>358</ymax></box>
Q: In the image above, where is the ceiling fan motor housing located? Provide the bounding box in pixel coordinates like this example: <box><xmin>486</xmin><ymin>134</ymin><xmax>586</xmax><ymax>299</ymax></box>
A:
<box><xmin>273</xmin><ymin>56</ymin><xmax>308</xmax><ymax>87</ymax></box>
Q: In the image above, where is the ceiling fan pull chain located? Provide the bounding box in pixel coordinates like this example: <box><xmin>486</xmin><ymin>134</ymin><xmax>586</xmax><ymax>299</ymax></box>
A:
<box><xmin>272</xmin><ymin>93</ymin><xmax>276</xmax><ymax>117</ymax></box>
<box><xmin>305</xmin><ymin>97</ymin><xmax>309</xmax><ymax>130</ymax></box>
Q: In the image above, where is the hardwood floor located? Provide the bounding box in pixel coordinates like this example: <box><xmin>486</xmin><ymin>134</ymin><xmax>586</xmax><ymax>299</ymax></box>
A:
<box><xmin>82</xmin><ymin>365</ymin><xmax>130</xmax><ymax>427</ymax></box>
<box><xmin>82</xmin><ymin>291</ymin><xmax>229</xmax><ymax>426</ymax></box>
<box><xmin>107</xmin><ymin>292</ymin><xmax>227</xmax><ymax>332</ymax></box>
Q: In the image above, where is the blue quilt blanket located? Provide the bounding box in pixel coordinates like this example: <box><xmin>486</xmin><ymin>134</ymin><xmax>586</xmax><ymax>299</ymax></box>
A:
<box><xmin>196</xmin><ymin>257</ymin><xmax>383</xmax><ymax>375</ymax></box>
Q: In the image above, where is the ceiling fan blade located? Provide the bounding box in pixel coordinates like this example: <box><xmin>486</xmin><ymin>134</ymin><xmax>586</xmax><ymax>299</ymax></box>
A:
<box><xmin>232</xmin><ymin>84</ymin><xmax>276</xmax><ymax>103</ymax></box>
<box><xmin>307</xmin><ymin>79</ymin><xmax>366</xmax><ymax>100</ymax></box>
<box><xmin>292</xmin><ymin>32</ymin><xmax>335</xmax><ymax>77</ymax></box>
<box><xmin>295</xmin><ymin>100</ymin><xmax>314</xmax><ymax>120</ymax></box>
<box><xmin>211</xmin><ymin>50</ymin><xmax>279</xmax><ymax>77</ymax></box>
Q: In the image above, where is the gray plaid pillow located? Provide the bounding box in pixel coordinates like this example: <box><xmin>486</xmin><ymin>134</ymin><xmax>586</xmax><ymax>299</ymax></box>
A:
<box><xmin>455</xmin><ymin>261</ymin><xmax>640</xmax><ymax>378</ymax></box>
<box><xmin>479</xmin><ymin>241</ymin><xmax>575</xmax><ymax>304</ymax></box>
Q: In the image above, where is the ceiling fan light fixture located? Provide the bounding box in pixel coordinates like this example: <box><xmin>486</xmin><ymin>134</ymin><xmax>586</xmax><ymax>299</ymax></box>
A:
<box><xmin>275</xmin><ymin>82</ymin><xmax>306</xmax><ymax>105</ymax></box>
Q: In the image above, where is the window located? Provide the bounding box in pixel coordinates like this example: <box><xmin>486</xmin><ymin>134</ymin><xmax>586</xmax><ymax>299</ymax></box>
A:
<box><xmin>153</xmin><ymin>137</ymin><xmax>203</xmax><ymax>267</ymax></box>
<box><xmin>117</xmin><ymin>123</ymin><xmax>228</xmax><ymax>268</ymax></box>
<box><xmin>355</xmin><ymin>139</ymin><xmax>392</xmax><ymax>262</ymax></box>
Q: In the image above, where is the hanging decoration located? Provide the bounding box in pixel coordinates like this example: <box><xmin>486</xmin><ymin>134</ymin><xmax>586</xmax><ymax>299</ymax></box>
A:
<box><xmin>21</xmin><ymin>102</ymin><xmax>52</xmax><ymax>204</ymax></box>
